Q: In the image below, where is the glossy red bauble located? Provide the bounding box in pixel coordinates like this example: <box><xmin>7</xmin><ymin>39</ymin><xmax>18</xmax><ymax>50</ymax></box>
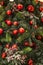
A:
<box><xmin>17</xmin><ymin>4</ymin><xmax>23</xmax><ymax>10</ymax></box>
<box><xmin>13</xmin><ymin>21</ymin><xmax>19</xmax><ymax>26</ymax></box>
<box><xmin>0</xmin><ymin>1</ymin><xmax>4</xmax><ymax>6</ymax></box>
<box><xmin>24</xmin><ymin>42</ymin><xmax>29</xmax><ymax>46</ymax></box>
<box><xmin>0</xmin><ymin>28</ymin><xmax>3</xmax><ymax>35</ymax></box>
<box><xmin>41</xmin><ymin>18</ymin><xmax>43</xmax><ymax>23</ymax></box>
<box><xmin>6</xmin><ymin>10</ymin><xmax>12</xmax><ymax>15</ymax></box>
<box><xmin>36</xmin><ymin>35</ymin><xmax>42</xmax><ymax>40</ymax></box>
<box><xmin>19</xmin><ymin>27</ymin><xmax>25</xmax><ymax>34</ymax></box>
<box><xmin>5</xmin><ymin>44</ymin><xmax>9</xmax><ymax>48</ymax></box>
<box><xmin>12</xmin><ymin>44</ymin><xmax>18</xmax><ymax>49</ymax></box>
<box><xmin>29</xmin><ymin>20</ymin><xmax>33</xmax><ymax>25</ymax></box>
<box><xmin>2</xmin><ymin>52</ymin><xmax>6</xmax><ymax>59</ymax></box>
<box><xmin>27</xmin><ymin>5</ymin><xmax>34</xmax><ymax>12</ymax></box>
<box><xmin>5</xmin><ymin>20</ymin><xmax>12</xmax><ymax>26</ymax></box>
<box><xmin>12</xmin><ymin>29</ymin><xmax>18</xmax><ymax>35</ymax></box>
<box><xmin>39</xmin><ymin>6</ymin><xmax>43</xmax><ymax>12</ymax></box>
<box><xmin>28</xmin><ymin>59</ymin><xmax>33</xmax><ymax>65</ymax></box>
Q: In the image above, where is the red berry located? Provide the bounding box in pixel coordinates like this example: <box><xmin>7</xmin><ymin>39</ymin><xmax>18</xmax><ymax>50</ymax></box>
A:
<box><xmin>34</xmin><ymin>25</ymin><xmax>38</xmax><ymax>29</ymax></box>
<box><xmin>28</xmin><ymin>59</ymin><xmax>33</xmax><ymax>65</ymax></box>
<box><xmin>17</xmin><ymin>4</ymin><xmax>23</xmax><ymax>10</ymax></box>
<box><xmin>29</xmin><ymin>20</ymin><xmax>33</xmax><ymax>25</ymax></box>
<box><xmin>12</xmin><ymin>44</ymin><xmax>18</xmax><ymax>49</ymax></box>
<box><xmin>2</xmin><ymin>52</ymin><xmax>6</xmax><ymax>59</ymax></box>
<box><xmin>29</xmin><ymin>42</ymin><xmax>36</xmax><ymax>47</ymax></box>
<box><xmin>41</xmin><ymin>18</ymin><xmax>43</xmax><ymax>23</ymax></box>
<box><xmin>5</xmin><ymin>44</ymin><xmax>9</xmax><ymax>48</ymax></box>
<box><xmin>13</xmin><ymin>21</ymin><xmax>19</xmax><ymax>26</ymax></box>
<box><xmin>0</xmin><ymin>1</ymin><xmax>4</xmax><ymax>6</ymax></box>
<box><xmin>24</xmin><ymin>42</ymin><xmax>29</xmax><ymax>46</ymax></box>
<box><xmin>0</xmin><ymin>28</ymin><xmax>3</xmax><ymax>35</ymax></box>
<box><xmin>6</xmin><ymin>10</ymin><xmax>12</xmax><ymax>15</ymax></box>
<box><xmin>36</xmin><ymin>35</ymin><xmax>42</xmax><ymax>40</ymax></box>
<box><xmin>27</xmin><ymin>5</ymin><xmax>34</xmax><ymax>12</ymax></box>
<box><xmin>19</xmin><ymin>27</ymin><xmax>25</xmax><ymax>34</ymax></box>
<box><xmin>13</xmin><ymin>29</ymin><xmax>18</xmax><ymax>35</ymax></box>
<box><xmin>39</xmin><ymin>6</ymin><xmax>43</xmax><ymax>12</ymax></box>
<box><xmin>5</xmin><ymin>20</ymin><xmax>12</xmax><ymax>26</ymax></box>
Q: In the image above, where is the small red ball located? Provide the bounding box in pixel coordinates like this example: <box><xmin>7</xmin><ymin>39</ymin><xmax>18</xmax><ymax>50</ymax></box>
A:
<box><xmin>17</xmin><ymin>4</ymin><xmax>23</xmax><ymax>10</ymax></box>
<box><xmin>13</xmin><ymin>21</ymin><xmax>19</xmax><ymax>26</ymax></box>
<box><xmin>29</xmin><ymin>20</ymin><xmax>33</xmax><ymax>25</ymax></box>
<box><xmin>41</xmin><ymin>18</ymin><xmax>43</xmax><ymax>23</ymax></box>
<box><xmin>5</xmin><ymin>20</ymin><xmax>12</xmax><ymax>26</ymax></box>
<box><xmin>28</xmin><ymin>59</ymin><xmax>33</xmax><ymax>65</ymax></box>
<box><xmin>27</xmin><ymin>5</ymin><xmax>34</xmax><ymax>12</ymax></box>
<box><xmin>12</xmin><ymin>44</ymin><xmax>18</xmax><ymax>49</ymax></box>
<box><xmin>34</xmin><ymin>25</ymin><xmax>38</xmax><ymax>29</ymax></box>
<box><xmin>19</xmin><ymin>27</ymin><xmax>25</xmax><ymax>34</ymax></box>
<box><xmin>5</xmin><ymin>44</ymin><xmax>9</xmax><ymax>48</ymax></box>
<box><xmin>24</xmin><ymin>42</ymin><xmax>29</xmax><ymax>46</ymax></box>
<box><xmin>0</xmin><ymin>1</ymin><xmax>4</xmax><ymax>6</ymax></box>
<box><xmin>36</xmin><ymin>35</ymin><xmax>42</xmax><ymax>40</ymax></box>
<box><xmin>13</xmin><ymin>29</ymin><xmax>18</xmax><ymax>35</ymax></box>
<box><xmin>0</xmin><ymin>28</ymin><xmax>3</xmax><ymax>35</ymax></box>
<box><xmin>2</xmin><ymin>52</ymin><xmax>6</xmax><ymax>59</ymax></box>
<box><xmin>6</xmin><ymin>10</ymin><xmax>12</xmax><ymax>15</ymax></box>
<box><xmin>39</xmin><ymin>6</ymin><xmax>43</xmax><ymax>12</ymax></box>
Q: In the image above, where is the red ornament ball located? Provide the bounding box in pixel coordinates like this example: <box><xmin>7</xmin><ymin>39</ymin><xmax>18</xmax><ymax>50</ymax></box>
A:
<box><xmin>5</xmin><ymin>44</ymin><xmax>9</xmax><ymax>48</ymax></box>
<box><xmin>27</xmin><ymin>5</ymin><xmax>34</xmax><ymax>12</ymax></box>
<box><xmin>29</xmin><ymin>20</ymin><xmax>33</xmax><ymax>25</ymax></box>
<box><xmin>24</xmin><ymin>41</ymin><xmax>29</xmax><ymax>46</ymax></box>
<box><xmin>13</xmin><ymin>21</ymin><xmax>19</xmax><ymax>26</ymax></box>
<box><xmin>12</xmin><ymin>29</ymin><xmax>18</xmax><ymax>35</ymax></box>
<box><xmin>17</xmin><ymin>4</ymin><xmax>23</xmax><ymax>10</ymax></box>
<box><xmin>2</xmin><ymin>52</ymin><xmax>6</xmax><ymax>59</ymax></box>
<box><xmin>5</xmin><ymin>20</ymin><xmax>12</xmax><ymax>26</ymax></box>
<box><xmin>0</xmin><ymin>1</ymin><xmax>4</xmax><ymax>6</ymax></box>
<box><xmin>6</xmin><ymin>10</ymin><xmax>12</xmax><ymax>15</ymax></box>
<box><xmin>12</xmin><ymin>44</ymin><xmax>18</xmax><ymax>49</ymax></box>
<box><xmin>19</xmin><ymin>27</ymin><xmax>25</xmax><ymax>34</ymax></box>
<box><xmin>0</xmin><ymin>28</ymin><xmax>3</xmax><ymax>35</ymax></box>
<box><xmin>36</xmin><ymin>35</ymin><xmax>42</xmax><ymax>40</ymax></box>
<box><xmin>39</xmin><ymin>6</ymin><xmax>43</xmax><ymax>12</ymax></box>
<box><xmin>28</xmin><ymin>59</ymin><xmax>33</xmax><ymax>65</ymax></box>
<box><xmin>41</xmin><ymin>18</ymin><xmax>43</xmax><ymax>23</ymax></box>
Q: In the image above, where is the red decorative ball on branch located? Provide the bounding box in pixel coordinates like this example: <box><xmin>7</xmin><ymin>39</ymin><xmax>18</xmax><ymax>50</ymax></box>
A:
<box><xmin>27</xmin><ymin>5</ymin><xmax>34</xmax><ymax>12</ymax></box>
<box><xmin>19</xmin><ymin>27</ymin><xmax>25</xmax><ymax>34</ymax></box>
<box><xmin>2</xmin><ymin>52</ymin><xmax>6</xmax><ymax>59</ymax></box>
<box><xmin>17</xmin><ymin>4</ymin><xmax>23</xmax><ymax>11</ymax></box>
<box><xmin>12</xmin><ymin>29</ymin><xmax>18</xmax><ymax>35</ymax></box>
<box><xmin>6</xmin><ymin>10</ymin><xmax>12</xmax><ymax>15</ymax></box>
<box><xmin>0</xmin><ymin>28</ymin><xmax>3</xmax><ymax>35</ymax></box>
<box><xmin>5</xmin><ymin>20</ymin><xmax>12</xmax><ymax>26</ymax></box>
